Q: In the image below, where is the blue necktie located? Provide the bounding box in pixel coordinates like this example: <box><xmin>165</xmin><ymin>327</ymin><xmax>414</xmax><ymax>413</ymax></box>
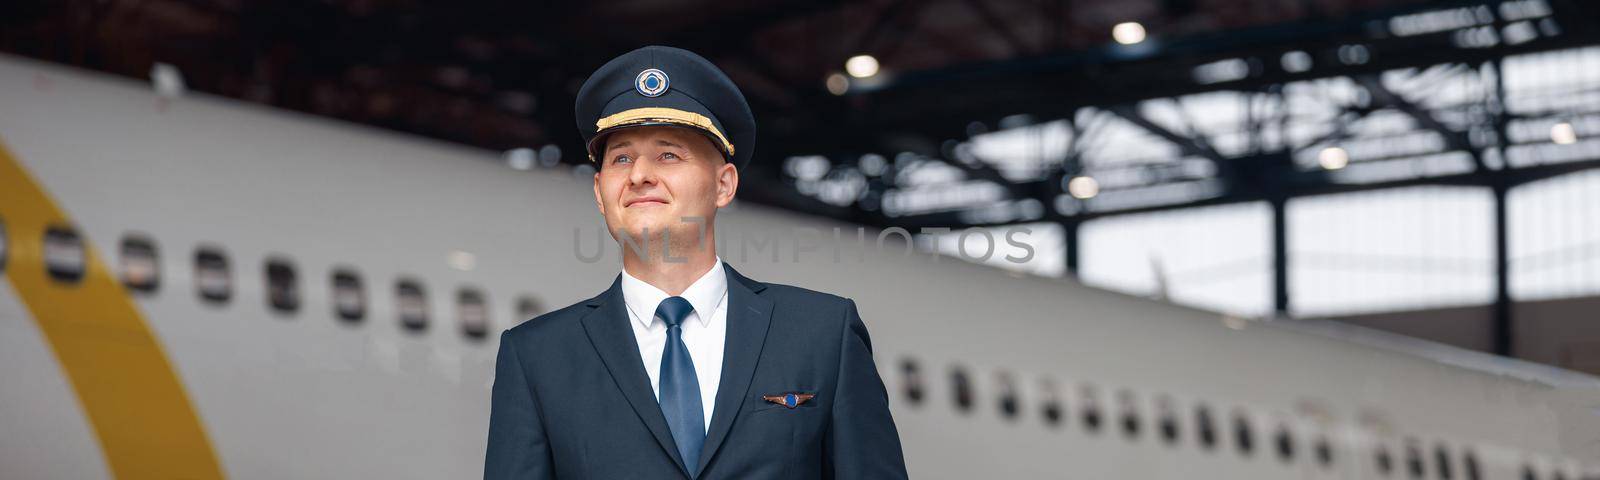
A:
<box><xmin>655</xmin><ymin>296</ymin><xmax>704</xmax><ymax>475</ymax></box>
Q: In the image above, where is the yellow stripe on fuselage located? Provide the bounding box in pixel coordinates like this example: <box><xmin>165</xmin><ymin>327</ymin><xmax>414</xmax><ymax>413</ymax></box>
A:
<box><xmin>0</xmin><ymin>138</ymin><xmax>224</xmax><ymax>479</ymax></box>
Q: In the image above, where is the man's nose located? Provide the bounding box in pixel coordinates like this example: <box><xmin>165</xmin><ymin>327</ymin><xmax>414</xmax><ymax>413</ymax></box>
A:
<box><xmin>627</xmin><ymin>156</ymin><xmax>657</xmax><ymax>186</ymax></box>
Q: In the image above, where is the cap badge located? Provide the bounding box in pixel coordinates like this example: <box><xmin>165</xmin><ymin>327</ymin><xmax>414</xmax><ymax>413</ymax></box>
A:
<box><xmin>635</xmin><ymin>68</ymin><xmax>669</xmax><ymax>97</ymax></box>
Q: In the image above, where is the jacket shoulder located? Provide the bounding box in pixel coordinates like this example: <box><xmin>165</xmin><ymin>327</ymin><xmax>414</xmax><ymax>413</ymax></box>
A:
<box><xmin>757</xmin><ymin>281</ymin><xmax>855</xmax><ymax>316</ymax></box>
<box><xmin>503</xmin><ymin>298</ymin><xmax>592</xmax><ymax>340</ymax></box>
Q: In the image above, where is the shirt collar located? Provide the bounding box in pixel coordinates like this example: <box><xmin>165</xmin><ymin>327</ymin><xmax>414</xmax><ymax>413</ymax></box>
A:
<box><xmin>620</xmin><ymin>257</ymin><xmax>727</xmax><ymax>330</ymax></box>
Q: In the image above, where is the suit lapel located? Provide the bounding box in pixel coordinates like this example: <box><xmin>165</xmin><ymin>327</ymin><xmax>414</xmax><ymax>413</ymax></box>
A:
<box><xmin>695</xmin><ymin>263</ymin><xmax>773</xmax><ymax>477</ymax></box>
<box><xmin>579</xmin><ymin>276</ymin><xmax>690</xmax><ymax>476</ymax></box>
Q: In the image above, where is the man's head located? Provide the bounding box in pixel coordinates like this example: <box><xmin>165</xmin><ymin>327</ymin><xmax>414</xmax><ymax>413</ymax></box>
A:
<box><xmin>574</xmin><ymin>45</ymin><xmax>756</xmax><ymax>171</ymax></box>
<box><xmin>591</xmin><ymin>125</ymin><xmax>737</xmax><ymax>249</ymax></box>
<box><xmin>574</xmin><ymin>45</ymin><xmax>756</xmax><ymax>257</ymax></box>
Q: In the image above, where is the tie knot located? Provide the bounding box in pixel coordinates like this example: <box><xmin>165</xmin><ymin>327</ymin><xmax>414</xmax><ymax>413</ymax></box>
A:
<box><xmin>654</xmin><ymin>296</ymin><xmax>694</xmax><ymax>328</ymax></box>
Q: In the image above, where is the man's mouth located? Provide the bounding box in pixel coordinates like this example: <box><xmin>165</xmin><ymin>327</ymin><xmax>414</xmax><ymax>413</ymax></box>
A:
<box><xmin>625</xmin><ymin>197</ymin><xmax>668</xmax><ymax>207</ymax></box>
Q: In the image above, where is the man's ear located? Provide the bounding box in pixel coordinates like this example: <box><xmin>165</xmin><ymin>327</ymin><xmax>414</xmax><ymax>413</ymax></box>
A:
<box><xmin>592</xmin><ymin>171</ymin><xmax>606</xmax><ymax>216</ymax></box>
<box><xmin>714</xmin><ymin>161</ymin><xmax>738</xmax><ymax>208</ymax></box>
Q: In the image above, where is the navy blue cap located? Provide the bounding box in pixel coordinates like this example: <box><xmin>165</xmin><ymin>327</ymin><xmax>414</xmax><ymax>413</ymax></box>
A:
<box><xmin>575</xmin><ymin>45</ymin><xmax>756</xmax><ymax>171</ymax></box>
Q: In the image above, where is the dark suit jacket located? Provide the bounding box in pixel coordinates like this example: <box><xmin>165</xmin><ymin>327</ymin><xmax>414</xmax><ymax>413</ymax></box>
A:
<box><xmin>484</xmin><ymin>262</ymin><xmax>908</xmax><ymax>480</ymax></box>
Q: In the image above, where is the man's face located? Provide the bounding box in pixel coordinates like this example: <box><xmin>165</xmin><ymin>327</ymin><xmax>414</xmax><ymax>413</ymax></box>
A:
<box><xmin>592</xmin><ymin>126</ymin><xmax>738</xmax><ymax>248</ymax></box>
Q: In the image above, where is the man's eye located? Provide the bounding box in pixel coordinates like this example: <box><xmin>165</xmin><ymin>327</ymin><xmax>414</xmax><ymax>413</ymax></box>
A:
<box><xmin>612</xmin><ymin>154</ymin><xmax>631</xmax><ymax>164</ymax></box>
<box><xmin>662</xmin><ymin>152</ymin><xmax>679</xmax><ymax>160</ymax></box>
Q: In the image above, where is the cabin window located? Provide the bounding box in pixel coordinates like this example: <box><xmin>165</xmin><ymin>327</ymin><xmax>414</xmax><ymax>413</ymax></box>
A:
<box><xmin>1079</xmin><ymin>385</ymin><xmax>1103</xmax><ymax>434</ymax></box>
<box><xmin>950</xmin><ymin>366</ymin><xmax>974</xmax><ymax>412</ymax></box>
<box><xmin>195</xmin><ymin>246</ymin><xmax>231</xmax><ymax>303</ymax></box>
<box><xmin>515</xmin><ymin>295</ymin><xmax>542</xmax><ymax>321</ymax></box>
<box><xmin>900</xmin><ymin>358</ymin><xmax>925</xmax><ymax>405</ymax></box>
<box><xmin>1405</xmin><ymin>439</ymin><xmax>1425</xmax><ymax>479</ymax></box>
<box><xmin>1462</xmin><ymin>450</ymin><xmax>1480</xmax><ymax>480</ymax></box>
<box><xmin>1117</xmin><ymin>389</ymin><xmax>1141</xmax><ymax>439</ymax></box>
<box><xmin>43</xmin><ymin>226</ymin><xmax>85</xmax><ymax>283</ymax></box>
<box><xmin>1315</xmin><ymin>436</ymin><xmax>1334</xmax><ymax>468</ymax></box>
<box><xmin>0</xmin><ymin>216</ymin><xmax>9</xmax><ymax>272</ymax></box>
<box><xmin>1435</xmin><ymin>444</ymin><xmax>1454</xmax><ymax>479</ymax></box>
<box><xmin>331</xmin><ymin>268</ymin><xmax>365</xmax><ymax>322</ymax></box>
<box><xmin>458</xmin><ymin>287</ymin><xmax>489</xmax><ymax>340</ymax></box>
<box><xmin>119</xmin><ymin>234</ymin><xmax>160</xmax><ymax>293</ymax></box>
<box><xmin>1195</xmin><ymin>404</ymin><xmax>1217</xmax><ymax>450</ymax></box>
<box><xmin>396</xmin><ymin>278</ymin><xmax>428</xmax><ymax>332</ymax></box>
<box><xmin>1275</xmin><ymin>426</ymin><xmax>1295</xmax><ymax>463</ymax></box>
<box><xmin>1039</xmin><ymin>379</ymin><xmax>1063</xmax><ymax>427</ymax></box>
<box><xmin>1376</xmin><ymin>445</ymin><xmax>1395</xmax><ymax>476</ymax></box>
<box><xmin>264</xmin><ymin>257</ymin><xmax>299</xmax><ymax>314</ymax></box>
<box><xmin>995</xmin><ymin>372</ymin><xmax>1019</xmax><ymax>420</ymax></box>
<box><xmin>1156</xmin><ymin>395</ymin><xmax>1180</xmax><ymax>445</ymax></box>
<box><xmin>1233</xmin><ymin>412</ymin><xmax>1255</xmax><ymax>457</ymax></box>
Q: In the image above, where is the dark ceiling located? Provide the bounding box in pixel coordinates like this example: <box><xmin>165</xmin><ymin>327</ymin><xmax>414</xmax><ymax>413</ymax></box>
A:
<box><xmin>0</xmin><ymin>0</ymin><xmax>1430</xmax><ymax>156</ymax></box>
<box><xmin>6</xmin><ymin>0</ymin><xmax>1596</xmax><ymax>231</ymax></box>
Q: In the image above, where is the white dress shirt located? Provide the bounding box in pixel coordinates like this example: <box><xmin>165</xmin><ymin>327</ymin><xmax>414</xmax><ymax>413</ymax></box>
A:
<box><xmin>620</xmin><ymin>257</ymin><xmax>728</xmax><ymax>433</ymax></box>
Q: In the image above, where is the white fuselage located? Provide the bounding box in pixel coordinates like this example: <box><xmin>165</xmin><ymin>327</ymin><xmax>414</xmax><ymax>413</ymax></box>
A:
<box><xmin>0</xmin><ymin>54</ymin><xmax>1596</xmax><ymax>479</ymax></box>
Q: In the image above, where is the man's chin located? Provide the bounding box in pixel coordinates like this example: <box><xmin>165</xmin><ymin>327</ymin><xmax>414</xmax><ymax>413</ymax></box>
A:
<box><xmin>615</xmin><ymin>221</ymin><xmax>708</xmax><ymax>248</ymax></box>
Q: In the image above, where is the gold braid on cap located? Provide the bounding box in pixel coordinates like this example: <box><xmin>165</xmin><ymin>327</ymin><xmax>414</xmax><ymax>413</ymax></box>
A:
<box><xmin>593</xmin><ymin>107</ymin><xmax>735</xmax><ymax>160</ymax></box>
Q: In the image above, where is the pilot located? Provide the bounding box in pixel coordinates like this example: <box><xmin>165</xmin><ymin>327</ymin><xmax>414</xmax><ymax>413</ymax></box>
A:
<box><xmin>484</xmin><ymin>46</ymin><xmax>908</xmax><ymax>479</ymax></box>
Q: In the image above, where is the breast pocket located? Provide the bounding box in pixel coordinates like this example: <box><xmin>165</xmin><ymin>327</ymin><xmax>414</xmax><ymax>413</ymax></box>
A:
<box><xmin>739</xmin><ymin>390</ymin><xmax>825</xmax><ymax>469</ymax></box>
<box><xmin>748</xmin><ymin>391</ymin><xmax>821</xmax><ymax>415</ymax></box>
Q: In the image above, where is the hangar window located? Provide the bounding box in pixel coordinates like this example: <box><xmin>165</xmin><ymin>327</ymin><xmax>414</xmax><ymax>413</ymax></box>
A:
<box><xmin>0</xmin><ymin>215</ymin><xmax>7</xmax><ymax>272</ymax></box>
<box><xmin>1232</xmin><ymin>411</ymin><xmax>1254</xmax><ymax>457</ymax></box>
<box><xmin>1195</xmin><ymin>404</ymin><xmax>1217</xmax><ymax>450</ymax></box>
<box><xmin>396</xmin><ymin>278</ymin><xmax>428</xmax><ymax>332</ymax></box>
<box><xmin>331</xmin><ymin>268</ymin><xmax>365</xmax><ymax>322</ymax></box>
<box><xmin>1435</xmin><ymin>443</ymin><xmax>1454</xmax><ymax>479</ymax></box>
<box><xmin>1079</xmin><ymin>385</ymin><xmax>1103</xmax><ymax>434</ymax></box>
<box><xmin>458</xmin><ymin>286</ymin><xmax>489</xmax><ymax>340</ymax></box>
<box><xmin>899</xmin><ymin>358</ymin><xmax>925</xmax><ymax>405</ymax></box>
<box><xmin>1405</xmin><ymin>439</ymin><xmax>1425</xmax><ymax>479</ymax></box>
<box><xmin>950</xmin><ymin>366</ymin><xmax>974</xmax><ymax>413</ymax></box>
<box><xmin>119</xmin><ymin>234</ymin><xmax>160</xmax><ymax>293</ymax></box>
<box><xmin>1462</xmin><ymin>450</ymin><xmax>1481</xmax><ymax>480</ymax></box>
<box><xmin>43</xmin><ymin>226</ymin><xmax>85</xmax><ymax>284</ymax></box>
<box><xmin>996</xmin><ymin>372</ymin><xmax>1019</xmax><ymax>420</ymax></box>
<box><xmin>1274</xmin><ymin>425</ymin><xmax>1295</xmax><ymax>463</ymax></box>
<box><xmin>195</xmin><ymin>246</ymin><xmax>231</xmax><ymax>303</ymax></box>
<box><xmin>1117</xmin><ymin>389</ymin><xmax>1141</xmax><ymax>440</ymax></box>
<box><xmin>515</xmin><ymin>295</ymin><xmax>542</xmax><ymax>320</ymax></box>
<box><xmin>1039</xmin><ymin>379</ymin><xmax>1063</xmax><ymax>427</ymax></box>
<box><xmin>265</xmin><ymin>257</ymin><xmax>300</xmax><ymax>314</ymax></box>
<box><xmin>1156</xmin><ymin>395</ymin><xmax>1179</xmax><ymax>445</ymax></box>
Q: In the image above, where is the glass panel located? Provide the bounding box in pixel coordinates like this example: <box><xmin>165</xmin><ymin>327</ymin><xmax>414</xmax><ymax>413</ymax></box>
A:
<box><xmin>458</xmin><ymin>287</ymin><xmax>489</xmax><ymax>340</ymax></box>
<box><xmin>119</xmin><ymin>234</ymin><xmax>160</xmax><ymax>293</ymax></box>
<box><xmin>0</xmin><ymin>215</ymin><xmax>8</xmax><ymax>272</ymax></box>
<box><xmin>43</xmin><ymin>226</ymin><xmax>85</xmax><ymax>283</ymax></box>
<box><xmin>396</xmin><ymin>278</ymin><xmax>427</xmax><ymax>332</ymax></box>
<box><xmin>950</xmin><ymin>366</ymin><xmax>973</xmax><ymax>412</ymax></box>
<box><xmin>195</xmin><ymin>246</ymin><xmax>231</xmax><ymax>303</ymax></box>
<box><xmin>1288</xmin><ymin>186</ymin><xmax>1494</xmax><ymax>316</ymax></box>
<box><xmin>265</xmin><ymin>257</ymin><xmax>299</xmax><ymax>314</ymax></box>
<box><xmin>331</xmin><ymin>268</ymin><xmax>365</xmax><ymax>322</ymax></box>
<box><xmin>1509</xmin><ymin>169</ymin><xmax>1600</xmax><ymax>300</ymax></box>
<box><xmin>900</xmin><ymin>358</ymin><xmax>925</xmax><ymax>406</ymax></box>
<box><xmin>1081</xmin><ymin>202</ymin><xmax>1272</xmax><ymax>317</ymax></box>
<box><xmin>514</xmin><ymin>295</ymin><xmax>542</xmax><ymax>321</ymax></box>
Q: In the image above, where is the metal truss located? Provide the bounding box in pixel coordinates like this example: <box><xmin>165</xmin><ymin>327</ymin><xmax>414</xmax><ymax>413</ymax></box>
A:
<box><xmin>747</xmin><ymin>0</ymin><xmax>1600</xmax><ymax>355</ymax></box>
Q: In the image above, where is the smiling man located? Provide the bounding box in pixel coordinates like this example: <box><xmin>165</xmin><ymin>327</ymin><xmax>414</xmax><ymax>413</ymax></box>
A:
<box><xmin>483</xmin><ymin>46</ymin><xmax>908</xmax><ymax>480</ymax></box>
